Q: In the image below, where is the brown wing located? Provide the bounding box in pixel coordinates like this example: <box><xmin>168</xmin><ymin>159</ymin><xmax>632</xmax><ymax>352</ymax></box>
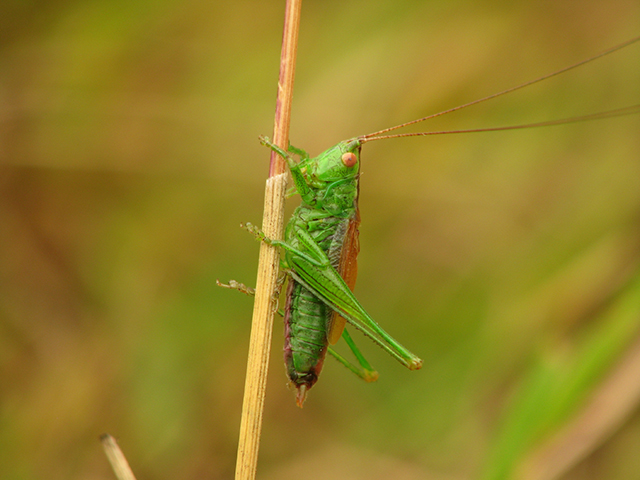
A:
<box><xmin>327</xmin><ymin>205</ymin><xmax>361</xmax><ymax>345</ymax></box>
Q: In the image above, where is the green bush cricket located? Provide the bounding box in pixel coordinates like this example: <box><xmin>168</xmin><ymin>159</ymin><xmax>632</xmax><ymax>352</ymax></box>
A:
<box><xmin>221</xmin><ymin>35</ymin><xmax>640</xmax><ymax>407</ymax></box>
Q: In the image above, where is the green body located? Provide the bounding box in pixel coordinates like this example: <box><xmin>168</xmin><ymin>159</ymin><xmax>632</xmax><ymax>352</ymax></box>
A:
<box><xmin>258</xmin><ymin>136</ymin><xmax>422</xmax><ymax>406</ymax></box>
<box><xmin>282</xmin><ymin>139</ymin><xmax>361</xmax><ymax>397</ymax></box>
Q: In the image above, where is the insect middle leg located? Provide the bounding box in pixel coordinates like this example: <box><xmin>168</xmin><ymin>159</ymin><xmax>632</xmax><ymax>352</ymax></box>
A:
<box><xmin>217</xmin><ymin>272</ymin><xmax>286</xmax><ymax>314</ymax></box>
<box><xmin>242</xmin><ymin>222</ymin><xmax>329</xmax><ymax>268</ymax></box>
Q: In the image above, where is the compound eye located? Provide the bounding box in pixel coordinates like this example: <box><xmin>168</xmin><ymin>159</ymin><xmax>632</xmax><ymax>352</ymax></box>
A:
<box><xmin>341</xmin><ymin>152</ymin><xmax>357</xmax><ymax>167</ymax></box>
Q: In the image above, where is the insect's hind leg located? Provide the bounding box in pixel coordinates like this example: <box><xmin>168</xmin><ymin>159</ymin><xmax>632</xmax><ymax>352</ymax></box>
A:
<box><xmin>328</xmin><ymin>328</ymin><xmax>379</xmax><ymax>383</ymax></box>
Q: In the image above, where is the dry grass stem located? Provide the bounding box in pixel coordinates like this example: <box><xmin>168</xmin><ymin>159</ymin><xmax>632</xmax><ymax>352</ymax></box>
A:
<box><xmin>101</xmin><ymin>434</ymin><xmax>137</xmax><ymax>480</ymax></box>
<box><xmin>234</xmin><ymin>1</ymin><xmax>301</xmax><ymax>480</ymax></box>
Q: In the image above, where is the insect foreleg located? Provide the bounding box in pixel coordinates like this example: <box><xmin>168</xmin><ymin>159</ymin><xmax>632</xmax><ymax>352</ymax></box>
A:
<box><xmin>258</xmin><ymin>135</ymin><xmax>290</xmax><ymax>158</ymax></box>
<box><xmin>258</xmin><ymin>135</ymin><xmax>301</xmax><ymax>170</ymax></box>
<box><xmin>258</xmin><ymin>136</ymin><xmax>314</xmax><ymax>202</ymax></box>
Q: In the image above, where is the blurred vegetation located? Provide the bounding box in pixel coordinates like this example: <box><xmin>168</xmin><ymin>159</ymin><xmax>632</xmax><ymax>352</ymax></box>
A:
<box><xmin>1</xmin><ymin>1</ymin><xmax>639</xmax><ymax>479</ymax></box>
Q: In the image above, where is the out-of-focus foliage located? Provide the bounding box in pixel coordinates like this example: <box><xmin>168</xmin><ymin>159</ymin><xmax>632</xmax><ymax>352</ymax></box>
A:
<box><xmin>1</xmin><ymin>1</ymin><xmax>639</xmax><ymax>479</ymax></box>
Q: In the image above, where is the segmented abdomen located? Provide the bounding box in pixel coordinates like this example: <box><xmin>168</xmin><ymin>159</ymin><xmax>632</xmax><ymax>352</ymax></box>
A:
<box><xmin>283</xmin><ymin>280</ymin><xmax>331</xmax><ymax>389</ymax></box>
<box><xmin>283</xmin><ymin>209</ymin><xmax>354</xmax><ymax>392</ymax></box>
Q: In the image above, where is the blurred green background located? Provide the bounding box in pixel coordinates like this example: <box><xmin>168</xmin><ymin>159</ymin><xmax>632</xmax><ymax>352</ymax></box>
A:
<box><xmin>1</xmin><ymin>0</ymin><xmax>640</xmax><ymax>479</ymax></box>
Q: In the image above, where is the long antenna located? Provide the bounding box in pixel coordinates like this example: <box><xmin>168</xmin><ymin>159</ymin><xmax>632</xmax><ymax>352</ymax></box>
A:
<box><xmin>362</xmin><ymin>104</ymin><xmax>640</xmax><ymax>141</ymax></box>
<box><xmin>360</xmin><ymin>35</ymin><xmax>640</xmax><ymax>143</ymax></box>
